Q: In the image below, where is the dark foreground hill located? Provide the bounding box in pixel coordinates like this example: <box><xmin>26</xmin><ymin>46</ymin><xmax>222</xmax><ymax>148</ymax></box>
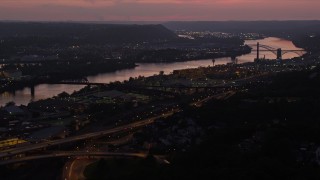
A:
<box><xmin>0</xmin><ymin>22</ymin><xmax>177</xmax><ymax>44</ymax></box>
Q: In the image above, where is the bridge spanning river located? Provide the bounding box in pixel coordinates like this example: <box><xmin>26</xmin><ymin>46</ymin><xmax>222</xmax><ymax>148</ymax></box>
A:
<box><xmin>248</xmin><ymin>42</ymin><xmax>305</xmax><ymax>60</ymax></box>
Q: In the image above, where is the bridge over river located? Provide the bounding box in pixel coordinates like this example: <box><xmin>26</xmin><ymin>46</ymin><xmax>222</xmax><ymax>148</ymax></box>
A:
<box><xmin>248</xmin><ymin>42</ymin><xmax>305</xmax><ymax>60</ymax></box>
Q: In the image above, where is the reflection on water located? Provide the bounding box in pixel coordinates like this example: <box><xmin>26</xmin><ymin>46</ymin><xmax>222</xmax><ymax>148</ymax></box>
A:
<box><xmin>0</xmin><ymin>84</ymin><xmax>86</xmax><ymax>106</ymax></box>
<box><xmin>87</xmin><ymin>57</ymin><xmax>231</xmax><ymax>83</ymax></box>
<box><xmin>0</xmin><ymin>37</ymin><xmax>305</xmax><ymax>106</ymax></box>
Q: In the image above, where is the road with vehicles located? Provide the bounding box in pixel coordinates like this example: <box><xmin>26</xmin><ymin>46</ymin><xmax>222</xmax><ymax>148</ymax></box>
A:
<box><xmin>0</xmin><ymin>73</ymin><xmax>266</xmax><ymax>160</ymax></box>
<box><xmin>0</xmin><ymin>151</ymin><xmax>148</xmax><ymax>165</ymax></box>
<box><xmin>0</xmin><ymin>109</ymin><xmax>180</xmax><ymax>159</ymax></box>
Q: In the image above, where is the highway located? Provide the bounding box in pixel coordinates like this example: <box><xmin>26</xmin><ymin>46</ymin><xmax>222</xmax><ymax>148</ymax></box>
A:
<box><xmin>0</xmin><ymin>73</ymin><xmax>265</xmax><ymax>164</ymax></box>
<box><xmin>189</xmin><ymin>72</ymin><xmax>263</xmax><ymax>108</ymax></box>
<box><xmin>191</xmin><ymin>91</ymin><xmax>236</xmax><ymax>107</ymax></box>
<box><xmin>0</xmin><ymin>151</ymin><xmax>148</xmax><ymax>166</ymax></box>
<box><xmin>0</xmin><ymin>72</ymin><xmax>265</xmax><ymax>159</ymax></box>
<box><xmin>0</xmin><ymin>109</ymin><xmax>179</xmax><ymax>159</ymax></box>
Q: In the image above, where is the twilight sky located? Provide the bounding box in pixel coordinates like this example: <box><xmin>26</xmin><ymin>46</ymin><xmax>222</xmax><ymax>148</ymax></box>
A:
<box><xmin>0</xmin><ymin>0</ymin><xmax>319</xmax><ymax>21</ymax></box>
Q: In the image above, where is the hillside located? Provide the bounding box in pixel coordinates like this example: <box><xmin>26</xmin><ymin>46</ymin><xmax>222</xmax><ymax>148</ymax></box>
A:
<box><xmin>0</xmin><ymin>22</ymin><xmax>177</xmax><ymax>44</ymax></box>
<box><xmin>163</xmin><ymin>21</ymin><xmax>320</xmax><ymax>35</ymax></box>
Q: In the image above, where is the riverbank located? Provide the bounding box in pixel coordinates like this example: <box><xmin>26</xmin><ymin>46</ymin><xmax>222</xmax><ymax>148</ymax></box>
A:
<box><xmin>0</xmin><ymin>48</ymin><xmax>252</xmax><ymax>94</ymax></box>
<box><xmin>0</xmin><ymin>61</ymin><xmax>137</xmax><ymax>94</ymax></box>
<box><xmin>0</xmin><ymin>37</ymin><xmax>306</xmax><ymax>106</ymax></box>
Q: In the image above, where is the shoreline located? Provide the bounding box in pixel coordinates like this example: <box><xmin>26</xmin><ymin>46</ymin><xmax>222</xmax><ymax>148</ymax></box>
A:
<box><xmin>0</xmin><ymin>50</ymin><xmax>252</xmax><ymax>94</ymax></box>
<box><xmin>0</xmin><ymin>37</ymin><xmax>306</xmax><ymax>106</ymax></box>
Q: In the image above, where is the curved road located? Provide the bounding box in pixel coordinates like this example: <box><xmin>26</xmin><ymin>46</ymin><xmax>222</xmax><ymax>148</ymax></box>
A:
<box><xmin>0</xmin><ymin>151</ymin><xmax>147</xmax><ymax>165</ymax></box>
<box><xmin>0</xmin><ymin>109</ymin><xmax>179</xmax><ymax>159</ymax></box>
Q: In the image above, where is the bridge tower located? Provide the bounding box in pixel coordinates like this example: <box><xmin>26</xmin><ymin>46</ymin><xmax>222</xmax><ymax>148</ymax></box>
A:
<box><xmin>256</xmin><ymin>42</ymin><xmax>260</xmax><ymax>60</ymax></box>
<box><xmin>277</xmin><ymin>48</ymin><xmax>282</xmax><ymax>61</ymax></box>
<box><xmin>30</xmin><ymin>85</ymin><xmax>35</xmax><ymax>97</ymax></box>
<box><xmin>231</xmin><ymin>55</ymin><xmax>238</xmax><ymax>64</ymax></box>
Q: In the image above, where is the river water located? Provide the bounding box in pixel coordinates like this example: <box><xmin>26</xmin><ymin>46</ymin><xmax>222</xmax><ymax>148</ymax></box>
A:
<box><xmin>0</xmin><ymin>37</ymin><xmax>305</xmax><ymax>106</ymax></box>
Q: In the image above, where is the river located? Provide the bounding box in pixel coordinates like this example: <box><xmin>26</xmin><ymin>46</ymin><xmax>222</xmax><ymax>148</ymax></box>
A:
<box><xmin>0</xmin><ymin>37</ymin><xmax>305</xmax><ymax>106</ymax></box>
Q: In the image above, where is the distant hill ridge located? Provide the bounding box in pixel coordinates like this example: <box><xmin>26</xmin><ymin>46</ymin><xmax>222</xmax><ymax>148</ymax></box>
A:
<box><xmin>163</xmin><ymin>21</ymin><xmax>320</xmax><ymax>35</ymax></box>
<box><xmin>0</xmin><ymin>22</ymin><xmax>177</xmax><ymax>43</ymax></box>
